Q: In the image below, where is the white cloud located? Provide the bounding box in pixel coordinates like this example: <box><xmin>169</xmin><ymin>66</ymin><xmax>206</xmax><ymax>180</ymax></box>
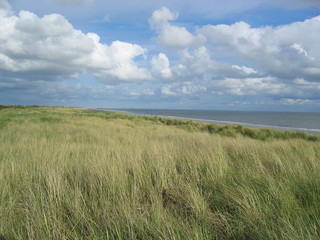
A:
<box><xmin>198</xmin><ymin>16</ymin><xmax>320</xmax><ymax>81</ymax></box>
<box><xmin>293</xmin><ymin>78</ymin><xmax>320</xmax><ymax>89</ymax></box>
<box><xmin>151</xmin><ymin>53</ymin><xmax>172</xmax><ymax>79</ymax></box>
<box><xmin>281</xmin><ymin>98</ymin><xmax>313</xmax><ymax>105</ymax></box>
<box><xmin>180</xmin><ymin>47</ymin><xmax>215</xmax><ymax>75</ymax></box>
<box><xmin>148</xmin><ymin>9</ymin><xmax>261</xmax><ymax>85</ymax></box>
<box><xmin>212</xmin><ymin>77</ymin><xmax>286</xmax><ymax>96</ymax></box>
<box><xmin>2</xmin><ymin>4</ymin><xmax>320</xmax><ymax>108</ymax></box>
<box><xmin>88</xmin><ymin>37</ymin><xmax>152</xmax><ymax>81</ymax></box>
<box><xmin>161</xmin><ymin>85</ymin><xmax>178</xmax><ymax>96</ymax></box>
<box><xmin>161</xmin><ymin>81</ymin><xmax>207</xmax><ymax>96</ymax></box>
<box><xmin>232</xmin><ymin>65</ymin><xmax>257</xmax><ymax>75</ymax></box>
<box><xmin>148</xmin><ymin>7</ymin><xmax>178</xmax><ymax>28</ymax></box>
<box><xmin>290</xmin><ymin>43</ymin><xmax>309</xmax><ymax>58</ymax></box>
<box><xmin>149</xmin><ymin>7</ymin><xmax>204</xmax><ymax>49</ymax></box>
<box><xmin>0</xmin><ymin>8</ymin><xmax>151</xmax><ymax>83</ymax></box>
<box><xmin>148</xmin><ymin>9</ymin><xmax>320</xmax><ymax>103</ymax></box>
<box><xmin>161</xmin><ymin>46</ymin><xmax>258</xmax><ymax>83</ymax></box>
<box><xmin>159</xmin><ymin>25</ymin><xmax>202</xmax><ymax>49</ymax></box>
<box><xmin>125</xmin><ymin>88</ymin><xmax>155</xmax><ymax>97</ymax></box>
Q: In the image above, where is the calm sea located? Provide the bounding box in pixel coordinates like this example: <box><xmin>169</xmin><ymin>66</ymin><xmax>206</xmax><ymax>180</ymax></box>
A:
<box><xmin>99</xmin><ymin>109</ymin><xmax>320</xmax><ymax>133</ymax></box>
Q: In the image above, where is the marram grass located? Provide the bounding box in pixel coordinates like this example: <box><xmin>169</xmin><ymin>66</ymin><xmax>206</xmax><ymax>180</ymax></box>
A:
<box><xmin>0</xmin><ymin>106</ymin><xmax>320</xmax><ymax>239</ymax></box>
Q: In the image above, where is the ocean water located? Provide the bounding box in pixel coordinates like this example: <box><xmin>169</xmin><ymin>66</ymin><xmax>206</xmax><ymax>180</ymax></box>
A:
<box><xmin>100</xmin><ymin>109</ymin><xmax>320</xmax><ymax>133</ymax></box>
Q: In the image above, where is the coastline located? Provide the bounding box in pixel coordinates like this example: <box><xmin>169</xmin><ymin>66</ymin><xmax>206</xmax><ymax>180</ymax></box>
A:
<box><xmin>89</xmin><ymin>108</ymin><xmax>320</xmax><ymax>134</ymax></box>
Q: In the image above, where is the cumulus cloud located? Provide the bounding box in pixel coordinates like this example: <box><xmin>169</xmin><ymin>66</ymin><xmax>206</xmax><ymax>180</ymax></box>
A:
<box><xmin>0</xmin><ymin>7</ymin><xmax>151</xmax><ymax>83</ymax></box>
<box><xmin>212</xmin><ymin>77</ymin><xmax>286</xmax><ymax>96</ymax></box>
<box><xmin>149</xmin><ymin>7</ymin><xmax>204</xmax><ymax>49</ymax></box>
<box><xmin>198</xmin><ymin>16</ymin><xmax>320</xmax><ymax>81</ymax></box>
<box><xmin>281</xmin><ymin>98</ymin><xmax>313</xmax><ymax>105</ymax></box>
<box><xmin>293</xmin><ymin>78</ymin><xmax>320</xmax><ymax>90</ymax></box>
<box><xmin>2</xmin><ymin>4</ymin><xmax>320</xmax><ymax>108</ymax></box>
<box><xmin>179</xmin><ymin>47</ymin><xmax>216</xmax><ymax>75</ymax></box>
<box><xmin>149</xmin><ymin>7</ymin><xmax>178</xmax><ymax>28</ymax></box>
<box><xmin>151</xmin><ymin>53</ymin><xmax>172</xmax><ymax>79</ymax></box>
<box><xmin>232</xmin><ymin>65</ymin><xmax>257</xmax><ymax>75</ymax></box>
<box><xmin>148</xmin><ymin>8</ymin><xmax>263</xmax><ymax>88</ymax></box>
<box><xmin>158</xmin><ymin>45</ymin><xmax>258</xmax><ymax>83</ymax></box>
<box><xmin>88</xmin><ymin>36</ymin><xmax>151</xmax><ymax>81</ymax></box>
<box><xmin>161</xmin><ymin>82</ymin><xmax>207</xmax><ymax>96</ymax></box>
<box><xmin>124</xmin><ymin>88</ymin><xmax>155</xmax><ymax>97</ymax></box>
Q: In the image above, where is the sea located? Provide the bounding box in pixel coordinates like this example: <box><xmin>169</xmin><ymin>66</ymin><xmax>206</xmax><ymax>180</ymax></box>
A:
<box><xmin>97</xmin><ymin>108</ymin><xmax>320</xmax><ymax>133</ymax></box>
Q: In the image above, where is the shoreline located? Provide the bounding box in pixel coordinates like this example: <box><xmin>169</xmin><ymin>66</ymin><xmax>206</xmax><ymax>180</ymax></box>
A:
<box><xmin>88</xmin><ymin>108</ymin><xmax>320</xmax><ymax>135</ymax></box>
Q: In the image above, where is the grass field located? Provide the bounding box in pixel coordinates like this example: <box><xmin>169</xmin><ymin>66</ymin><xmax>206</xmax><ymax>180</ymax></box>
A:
<box><xmin>0</xmin><ymin>106</ymin><xmax>320</xmax><ymax>239</ymax></box>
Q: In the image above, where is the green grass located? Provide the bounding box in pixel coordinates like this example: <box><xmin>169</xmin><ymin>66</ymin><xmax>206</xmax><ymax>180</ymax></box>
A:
<box><xmin>71</xmin><ymin>109</ymin><xmax>320</xmax><ymax>142</ymax></box>
<box><xmin>0</xmin><ymin>105</ymin><xmax>320</xmax><ymax>239</ymax></box>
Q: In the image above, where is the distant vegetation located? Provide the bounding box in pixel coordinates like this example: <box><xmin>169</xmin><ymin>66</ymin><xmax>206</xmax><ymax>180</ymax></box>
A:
<box><xmin>81</xmin><ymin>108</ymin><xmax>320</xmax><ymax>142</ymax></box>
<box><xmin>0</xmin><ymin>105</ymin><xmax>320</xmax><ymax>239</ymax></box>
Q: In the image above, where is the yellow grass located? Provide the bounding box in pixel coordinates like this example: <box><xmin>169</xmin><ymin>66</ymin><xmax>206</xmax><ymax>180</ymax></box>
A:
<box><xmin>0</xmin><ymin>106</ymin><xmax>319</xmax><ymax>239</ymax></box>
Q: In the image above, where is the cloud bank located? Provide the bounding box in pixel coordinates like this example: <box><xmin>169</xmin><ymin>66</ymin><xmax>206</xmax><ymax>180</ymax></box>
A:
<box><xmin>198</xmin><ymin>16</ymin><xmax>320</xmax><ymax>81</ymax></box>
<box><xmin>0</xmin><ymin>5</ymin><xmax>151</xmax><ymax>84</ymax></box>
<box><xmin>1</xmin><ymin>3</ymin><xmax>320</xmax><ymax>109</ymax></box>
<box><xmin>148</xmin><ymin>7</ymin><xmax>320</xmax><ymax>104</ymax></box>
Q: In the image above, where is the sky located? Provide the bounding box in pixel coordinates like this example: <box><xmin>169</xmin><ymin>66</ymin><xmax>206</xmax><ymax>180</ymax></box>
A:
<box><xmin>0</xmin><ymin>0</ymin><xmax>320</xmax><ymax>111</ymax></box>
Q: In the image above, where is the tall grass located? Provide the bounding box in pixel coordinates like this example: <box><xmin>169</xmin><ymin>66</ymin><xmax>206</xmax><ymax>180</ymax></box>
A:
<box><xmin>0</xmin><ymin>106</ymin><xmax>320</xmax><ymax>239</ymax></box>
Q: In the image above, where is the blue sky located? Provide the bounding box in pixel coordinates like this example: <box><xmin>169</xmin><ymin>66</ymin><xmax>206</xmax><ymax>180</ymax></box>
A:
<box><xmin>1</xmin><ymin>0</ymin><xmax>320</xmax><ymax>111</ymax></box>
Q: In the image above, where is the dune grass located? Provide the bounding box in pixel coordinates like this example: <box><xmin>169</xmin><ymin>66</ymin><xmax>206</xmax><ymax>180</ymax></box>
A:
<box><xmin>0</xmin><ymin>106</ymin><xmax>320</xmax><ymax>239</ymax></box>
